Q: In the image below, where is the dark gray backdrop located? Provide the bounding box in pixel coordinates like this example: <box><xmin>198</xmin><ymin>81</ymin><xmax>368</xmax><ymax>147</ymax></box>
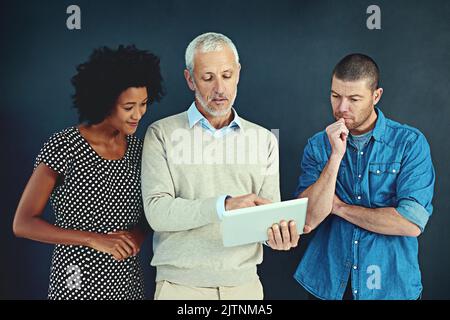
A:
<box><xmin>1</xmin><ymin>0</ymin><xmax>449</xmax><ymax>299</ymax></box>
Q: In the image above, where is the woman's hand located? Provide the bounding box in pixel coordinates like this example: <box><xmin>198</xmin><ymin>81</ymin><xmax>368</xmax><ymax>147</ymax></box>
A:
<box><xmin>13</xmin><ymin>163</ymin><xmax>148</xmax><ymax>261</ymax></box>
<box><xmin>87</xmin><ymin>231</ymin><xmax>140</xmax><ymax>261</ymax></box>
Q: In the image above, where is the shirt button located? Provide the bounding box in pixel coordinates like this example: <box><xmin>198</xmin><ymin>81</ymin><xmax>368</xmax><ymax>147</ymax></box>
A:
<box><xmin>354</xmin><ymin>241</ymin><xmax>358</xmax><ymax>245</ymax></box>
<box><xmin>376</xmin><ymin>170</ymin><xmax>380</xmax><ymax>174</ymax></box>
<box><xmin>353</xmin><ymin>265</ymin><xmax>357</xmax><ymax>270</ymax></box>
<box><xmin>358</xmin><ymin>174</ymin><xmax>362</xmax><ymax>178</ymax></box>
<box><xmin>360</xmin><ymin>151</ymin><xmax>364</xmax><ymax>155</ymax></box>
<box><xmin>357</xmin><ymin>196</ymin><xmax>361</xmax><ymax>200</ymax></box>
<box><xmin>392</xmin><ymin>169</ymin><xmax>396</xmax><ymax>173</ymax></box>
<box><xmin>354</xmin><ymin>290</ymin><xmax>358</xmax><ymax>294</ymax></box>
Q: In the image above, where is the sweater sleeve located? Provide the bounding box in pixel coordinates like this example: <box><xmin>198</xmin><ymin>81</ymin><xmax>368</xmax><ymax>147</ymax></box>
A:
<box><xmin>257</xmin><ymin>130</ymin><xmax>281</xmax><ymax>203</ymax></box>
<box><xmin>141</xmin><ymin>124</ymin><xmax>221</xmax><ymax>232</ymax></box>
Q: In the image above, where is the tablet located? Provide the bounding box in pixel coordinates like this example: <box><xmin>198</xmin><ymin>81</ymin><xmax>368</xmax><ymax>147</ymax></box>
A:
<box><xmin>220</xmin><ymin>198</ymin><xmax>308</xmax><ymax>247</ymax></box>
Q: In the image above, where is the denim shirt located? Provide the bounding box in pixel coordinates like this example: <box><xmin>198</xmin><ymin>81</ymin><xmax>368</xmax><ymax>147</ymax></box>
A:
<box><xmin>293</xmin><ymin>108</ymin><xmax>435</xmax><ymax>300</ymax></box>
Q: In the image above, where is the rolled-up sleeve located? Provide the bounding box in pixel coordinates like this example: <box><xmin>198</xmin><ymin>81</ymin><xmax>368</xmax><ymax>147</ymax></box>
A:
<box><xmin>396</xmin><ymin>199</ymin><xmax>430</xmax><ymax>233</ymax></box>
<box><xmin>294</xmin><ymin>139</ymin><xmax>322</xmax><ymax>198</ymax></box>
<box><xmin>396</xmin><ymin>133</ymin><xmax>435</xmax><ymax>232</ymax></box>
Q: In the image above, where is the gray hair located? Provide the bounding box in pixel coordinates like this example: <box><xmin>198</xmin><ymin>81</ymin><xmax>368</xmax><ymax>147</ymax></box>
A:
<box><xmin>185</xmin><ymin>32</ymin><xmax>240</xmax><ymax>75</ymax></box>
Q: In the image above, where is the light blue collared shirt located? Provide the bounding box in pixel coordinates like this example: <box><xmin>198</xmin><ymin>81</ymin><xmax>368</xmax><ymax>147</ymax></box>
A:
<box><xmin>186</xmin><ymin>101</ymin><xmax>242</xmax><ymax>219</ymax></box>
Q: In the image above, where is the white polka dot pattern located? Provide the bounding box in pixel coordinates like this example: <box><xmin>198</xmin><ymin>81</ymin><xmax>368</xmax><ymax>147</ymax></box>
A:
<box><xmin>35</xmin><ymin>127</ymin><xmax>145</xmax><ymax>300</ymax></box>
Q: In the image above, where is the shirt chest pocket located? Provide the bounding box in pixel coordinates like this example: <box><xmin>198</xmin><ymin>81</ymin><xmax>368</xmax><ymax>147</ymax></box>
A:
<box><xmin>368</xmin><ymin>162</ymin><xmax>401</xmax><ymax>206</ymax></box>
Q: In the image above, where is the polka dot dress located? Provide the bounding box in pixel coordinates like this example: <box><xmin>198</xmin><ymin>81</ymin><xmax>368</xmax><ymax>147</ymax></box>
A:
<box><xmin>35</xmin><ymin>127</ymin><xmax>145</xmax><ymax>300</ymax></box>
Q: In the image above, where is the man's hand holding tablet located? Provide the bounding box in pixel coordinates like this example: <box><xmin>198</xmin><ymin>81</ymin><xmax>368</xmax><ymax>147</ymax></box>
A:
<box><xmin>223</xmin><ymin>195</ymin><xmax>311</xmax><ymax>249</ymax></box>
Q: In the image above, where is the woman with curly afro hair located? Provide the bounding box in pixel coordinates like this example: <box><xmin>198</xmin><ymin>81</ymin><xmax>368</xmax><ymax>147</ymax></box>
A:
<box><xmin>13</xmin><ymin>45</ymin><xmax>164</xmax><ymax>300</ymax></box>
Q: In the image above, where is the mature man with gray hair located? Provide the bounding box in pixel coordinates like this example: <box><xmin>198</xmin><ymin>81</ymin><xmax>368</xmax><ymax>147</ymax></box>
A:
<box><xmin>141</xmin><ymin>32</ymin><xmax>303</xmax><ymax>300</ymax></box>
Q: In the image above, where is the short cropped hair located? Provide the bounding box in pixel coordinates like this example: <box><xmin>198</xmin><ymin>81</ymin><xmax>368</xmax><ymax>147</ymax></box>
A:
<box><xmin>185</xmin><ymin>32</ymin><xmax>239</xmax><ymax>75</ymax></box>
<box><xmin>332</xmin><ymin>53</ymin><xmax>380</xmax><ymax>91</ymax></box>
<box><xmin>71</xmin><ymin>45</ymin><xmax>164</xmax><ymax>124</ymax></box>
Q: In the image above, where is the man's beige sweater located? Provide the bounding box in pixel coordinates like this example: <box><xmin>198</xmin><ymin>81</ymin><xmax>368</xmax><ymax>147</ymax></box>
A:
<box><xmin>141</xmin><ymin>111</ymin><xmax>280</xmax><ymax>287</ymax></box>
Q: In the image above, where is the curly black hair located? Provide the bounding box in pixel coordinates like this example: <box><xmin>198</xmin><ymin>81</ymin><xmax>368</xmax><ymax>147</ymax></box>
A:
<box><xmin>71</xmin><ymin>45</ymin><xmax>164</xmax><ymax>124</ymax></box>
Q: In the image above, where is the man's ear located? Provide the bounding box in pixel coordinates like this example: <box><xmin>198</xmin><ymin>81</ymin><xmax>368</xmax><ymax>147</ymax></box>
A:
<box><xmin>373</xmin><ymin>87</ymin><xmax>383</xmax><ymax>105</ymax></box>
<box><xmin>184</xmin><ymin>69</ymin><xmax>196</xmax><ymax>91</ymax></box>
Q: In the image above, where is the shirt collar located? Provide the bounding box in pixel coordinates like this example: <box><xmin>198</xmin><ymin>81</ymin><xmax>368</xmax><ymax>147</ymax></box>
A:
<box><xmin>372</xmin><ymin>107</ymin><xmax>386</xmax><ymax>142</ymax></box>
<box><xmin>187</xmin><ymin>101</ymin><xmax>242</xmax><ymax>130</ymax></box>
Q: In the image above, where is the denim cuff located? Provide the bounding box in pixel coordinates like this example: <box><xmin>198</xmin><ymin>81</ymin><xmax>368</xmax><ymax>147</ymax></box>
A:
<box><xmin>396</xmin><ymin>199</ymin><xmax>430</xmax><ymax>232</ymax></box>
